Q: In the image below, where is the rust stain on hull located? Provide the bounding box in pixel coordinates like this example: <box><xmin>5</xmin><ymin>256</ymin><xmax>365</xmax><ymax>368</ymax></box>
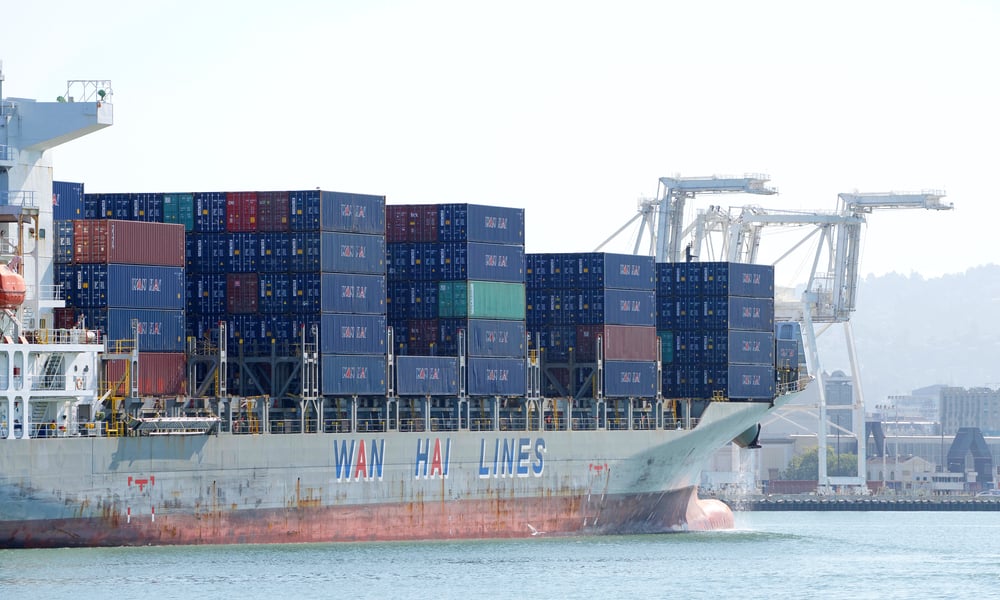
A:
<box><xmin>0</xmin><ymin>487</ymin><xmax>730</xmax><ymax>548</ymax></box>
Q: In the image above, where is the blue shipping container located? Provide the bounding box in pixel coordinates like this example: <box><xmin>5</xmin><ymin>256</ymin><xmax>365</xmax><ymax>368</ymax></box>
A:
<box><xmin>186</xmin><ymin>233</ymin><xmax>227</xmax><ymax>274</ymax></box>
<box><xmin>702</xmin><ymin>296</ymin><xmax>775</xmax><ymax>332</ymax></box>
<box><xmin>290</xmin><ymin>272</ymin><xmax>321</xmax><ymax>315</ymax></box>
<box><xmin>227</xmin><ymin>233</ymin><xmax>259</xmax><ymax>273</ymax></box>
<box><xmin>467</xmin><ymin>357</ymin><xmax>526</xmax><ymax>397</ymax></box>
<box><xmin>99</xmin><ymin>264</ymin><xmax>185</xmax><ymax>310</ymax></box>
<box><xmin>467</xmin><ymin>319</ymin><xmax>526</xmax><ymax>357</ymax></box>
<box><xmin>463</xmin><ymin>242</ymin><xmax>525</xmax><ymax>283</ymax></box>
<box><xmin>321</xmin><ymin>354</ymin><xmax>387</xmax><ymax>396</ymax></box>
<box><xmin>722</xmin><ymin>364</ymin><xmax>776</xmax><ymax>399</ymax></box>
<box><xmin>84</xmin><ymin>308</ymin><xmax>185</xmax><ymax>352</ymax></box>
<box><xmin>438</xmin><ymin>204</ymin><xmax>525</xmax><ymax>245</ymax></box>
<box><xmin>320</xmin><ymin>231</ymin><xmax>386</xmax><ymax>274</ymax></box>
<box><xmin>698</xmin><ymin>262</ymin><xmax>775</xmax><ymax>299</ymax></box>
<box><xmin>396</xmin><ymin>356</ymin><xmax>459</xmax><ymax>396</ymax></box>
<box><xmin>600</xmin><ymin>289</ymin><xmax>656</xmax><ymax>326</ymax></box>
<box><xmin>603</xmin><ymin>360</ymin><xmax>657</xmax><ymax>398</ymax></box>
<box><xmin>54</xmin><ymin>264</ymin><xmax>76</xmax><ymax>306</ymax></box>
<box><xmin>321</xmin><ymin>273</ymin><xmax>387</xmax><ymax>314</ymax></box>
<box><xmin>193</xmin><ymin>192</ymin><xmax>227</xmax><ymax>233</ymax></box>
<box><xmin>320</xmin><ymin>191</ymin><xmax>386</xmax><ymax>235</ymax></box>
<box><xmin>258</xmin><ymin>273</ymin><xmax>292</xmax><ymax>315</ymax></box>
<box><xmin>189</xmin><ymin>273</ymin><xmax>227</xmax><ymax>315</ymax></box>
<box><xmin>290</xmin><ymin>232</ymin><xmax>321</xmax><ymax>272</ymax></box>
<box><xmin>53</xmin><ymin>181</ymin><xmax>84</xmax><ymax>220</ymax></box>
<box><xmin>776</xmin><ymin>339</ymin><xmax>800</xmax><ymax>370</ymax></box>
<box><xmin>258</xmin><ymin>232</ymin><xmax>292</xmax><ymax>272</ymax></box>
<box><xmin>54</xmin><ymin>220</ymin><xmax>75</xmax><ymax>264</ymax></box>
<box><xmin>320</xmin><ymin>313</ymin><xmax>387</xmax><ymax>354</ymax></box>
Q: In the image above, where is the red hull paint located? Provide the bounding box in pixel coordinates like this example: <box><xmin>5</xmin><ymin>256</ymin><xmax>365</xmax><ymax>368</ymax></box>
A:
<box><xmin>0</xmin><ymin>487</ymin><xmax>731</xmax><ymax>549</ymax></box>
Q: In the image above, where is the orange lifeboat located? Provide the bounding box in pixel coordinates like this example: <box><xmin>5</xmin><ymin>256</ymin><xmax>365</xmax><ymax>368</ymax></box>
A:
<box><xmin>0</xmin><ymin>263</ymin><xmax>26</xmax><ymax>308</ymax></box>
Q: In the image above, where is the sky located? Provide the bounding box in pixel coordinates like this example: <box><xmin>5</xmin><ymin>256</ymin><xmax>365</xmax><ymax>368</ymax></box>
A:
<box><xmin>3</xmin><ymin>0</ymin><xmax>998</xmax><ymax>283</ymax></box>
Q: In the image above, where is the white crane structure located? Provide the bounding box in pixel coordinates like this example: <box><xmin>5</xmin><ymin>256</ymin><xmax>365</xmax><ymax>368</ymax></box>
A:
<box><xmin>602</xmin><ymin>175</ymin><xmax>953</xmax><ymax>492</ymax></box>
<box><xmin>595</xmin><ymin>174</ymin><xmax>777</xmax><ymax>261</ymax></box>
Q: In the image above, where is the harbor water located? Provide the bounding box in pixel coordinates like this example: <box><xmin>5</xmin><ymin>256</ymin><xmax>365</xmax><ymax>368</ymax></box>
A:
<box><xmin>2</xmin><ymin>511</ymin><xmax>998</xmax><ymax>599</ymax></box>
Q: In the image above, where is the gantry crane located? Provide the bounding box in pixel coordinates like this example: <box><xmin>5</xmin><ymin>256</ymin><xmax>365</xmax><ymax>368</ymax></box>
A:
<box><xmin>595</xmin><ymin>174</ymin><xmax>777</xmax><ymax>261</ymax></box>
<box><xmin>673</xmin><ymin>190</ymin><xmax>953</xmax><ymax>491</ymax></box>
<box><xmin>603</xmin><ymin>177</ymin><xmax>952</xmax><ymax>492</ymax></box>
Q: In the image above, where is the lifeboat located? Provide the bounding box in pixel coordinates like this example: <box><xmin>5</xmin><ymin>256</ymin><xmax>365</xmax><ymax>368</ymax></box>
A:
<box><xmin>0</xmin><ymin>263</ymin><xmax>26</xmax><ymax>308</ymax></box>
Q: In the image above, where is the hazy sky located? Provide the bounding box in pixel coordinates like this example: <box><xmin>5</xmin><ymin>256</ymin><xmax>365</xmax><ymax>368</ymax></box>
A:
<box><xmin>4</xmin><ymin>0</ymin><xmax>997</xmax><ymax>283</ymax></box>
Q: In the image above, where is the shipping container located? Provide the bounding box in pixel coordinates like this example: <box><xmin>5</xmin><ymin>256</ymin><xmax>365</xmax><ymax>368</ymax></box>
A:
<box><xmin>386</xmin><ymin>204</ymin><xmax>439</xmax><ymax>242</ymax></box>
<box><xmin>467</xmin><ymin>357</ymin><xmax>526</xmax><ymax>397</ymax></box>
<box><xmin>719</xmin><ymin>364</ymin><xmax>776</xmax><ymax>399</ymax></box>
<box><xmin>189</xmin><ymin>273</ymin><xmax>227</xmax><ymax>315</ymax></box>
<box><xmin>528</xmin><ymin>252</ymin><xmax>654</xmax><ymax>290</ymax></box>
<box><xmin>186</xmin><ymin>233</ymin><xmax>228</xmax><ymax>274</ymax></box>
<box><xmin>73</xmin><ymin>220</ymin><xmax>185</xmax><ymax>267</ymax></box>
<box><xmin>257</xmin><ymin>191</ymin><xmax>290</xmax><ymax>232</ymax></box>
<box><xmin>226</xmin><ymin>191</ymin><xmax>258</xmax><ymax>232</ymax></box>
<box><xmin>258</xmin><ymin>273</ymin><xmax>292</xmax><ymax>315</ymax></box>
<box><xmin>105</xmin><ymin>352</ymin><xmax>186</xmax><ymax>396</ymax></box>
<box><xmin>320</xmin><ymin>313</ymin><xmax>387</xmax><ymax>354</ymax></box>
<box><xmin>603</xmin><ymin>360</ymin><xmax>657</xmax><ymax>398</ymax></box>
<box><xmin>698</xmin><ymin>262</ymin><xmax>774</xmax><ymax>298</ymax></box>
<box><xmin>533</xmin><ymin>325</ymin><xmax>576</xmax><ymax>362</ymax></box>
<box><xmin>76</xmin><ymin>264</ymin><xmax>184</xmax><ymax>310</ymax></box>
<box><xmin>290</xmin><ymin>232</ymin><xmax>321</xmax><ymax>272</ymax></box>
<box><xmin>776</xmin><ymin>339</ymin><xmax>800</xmax><ymax>370</ymax></box>
<box><xmin>448</xmin><ymin>242</ymin><xmax>525</xmax><ymax>283</ymax></box>
<box><xmin>396</xmin><ymin>355</ymin><xmax>459</xmax><ymax>396</ymax></box>
<box><xmin>320</xmin><ymin>273</ymin><xmax>387</xmax><ymax>314</ymax></box>
<box><xmin>257</xmin><ymin>232</ymin><xmax>292</xmax><ymax>272</ymax></box>
<box><xmin>290</xmin><ymin>272</ymin><xmax>321</xmax><ymax>315</ymax></box>
<box><xmin>701</xmin><ymin>330</ymin><xmax>775</xmax><ymax>365</ymax></box>
<box><xmin>655</xmin><ymin>298</ymin><xmax>702</xmax><ymax>330</ymax></box>
<box><xmin>574</xmin><ymin>324</ymin><xmax>657</xmax><ymax>362</ymax></box>
<box><xmin>54</xmin><ymin>220</ymin><xmax>74</xmax><ymax>264</ymax></box>
<box><xmin>467</xmin><ymin>318</ymin><xmax>526</xmax><ymax>357</ymax></box>
<box><xmin>82</xmin><ymin>308</ymin><xmax>185</xmax><ymax>352</ymax></box>
<box><xmin>321</xmin><ymin>354</ymin><xmax>387</xmax><ymax>396</ymax></box>
<box><xmin>658</xmin><ymin>330</ymin><xmax>674</xmax><ymax>364</ymax></box>
<box><xmin>227</xmin><ymin>273</ymin><xmax>259</xmax><ymax>314</ymax></box>
<box><xmin>289</xmin><ymin>190</ymin><xmax>321</xmax><ymax>232</ymax></box>
<box><xmin>320</xmin><ymin>191</ymin><xmax>386</xmax><ymax>235</ymax></box>
<box><xmin>53</xmin><ymin>307</ymin><xmax>78</xmax><ymax>329</ymax></box>
<box><xmin>654</xmin><ymin>262</ymin><xmax>675</xmax><ymax>297</ymax></box>
<box><xmin>387</xmin><ymin>242</ymin><xmax>441</xmax><ymax>281</ymax></box>
<box><xmin>402</xmin><ymin>318</ymin><xmax>439</xmax><ymax>355</ymax></box>
<box><xmin>163</xmin><ymin>193</ymin><xmax>195</xmax><ymax>231</ymax></box>
<box><xmin>438</xmin><ymin>204</ymin><xmax>525</xmax><ymax>245</ymax></box>
<box><xmin>52</xmin><ymin>181</ymin><xmax>84</xmax><ymax>220</ymax></box>
<box><xmin>320</xmin><ymin>231</ymin><xmax>386</xmax><ymax>274</ymax></box>
<box><xmin>227</xmin><ymin>232</ymin><xmax>259</xmax><ymax>273</ymax></box>
<box><xmin>130</xmin><ymin>192</ymin><xmax>164</xmax><ymax>222</ymax></box>
<box><xmin>193</xmin><ymin>192</ymin><xmax>227</xmax><ymax>233</ymax></box>
<box><xmin>702</xmin><ymin>296</ymin><xmax>775</xmax><ymax>332</ymax></box>
<box><xmin>438</xmin><ymin>281</ymin><xmax>526</xmax><ymax>320</ymax></box>
<box><xmin>54</xmin><ymin>264</ymin><xmax>76</xmax><ymax>306</ymax></box>
<box><xmin>386</xmin><ymin>281</ymin><xmax>439</xmax><ymax>320</ymax></box>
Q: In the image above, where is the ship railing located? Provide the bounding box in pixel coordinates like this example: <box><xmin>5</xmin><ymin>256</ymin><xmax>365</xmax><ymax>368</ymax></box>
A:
<box><xmin>631</xmin><ymin>415</ymin><xmax>655</xmax><ymax>430</ymax></box>
<box><xmin>27</xmin><ymin>284</ymin><xmax>63</xmax><ymax>302</ymax></box>
<box><xmin>323</xmin><ymin>418</ymin><xmax>352</xmax><ymax>433</ymax></box>
<box><xmin>357</xmin><ymin>418</ymin><xmax>386</xmax><ymax>433</ymax></box>
<box><xmin>29</xmin><ymin>328</ymin><xmax>103</xmax><ymax>345</ymax></box>
<box><xmin>778</xmin><ymin>375</ymin><xmax>814</xmax><ymax>395</ymax></box>
<box><xmin>470</xmin><ymin>418</ymin><xmax>494</xmax><ymax>432</ymax></box>
<box><xmin>499</xmin><ymin>416</ymin><xmax>528</xmax><ymax>431</ymax></box>
<box><xmin>0</xmin><ymin>190</ymin><xmax>37</xmax><ymax>207</ymax></box>
<box><xmin>571</xmin><ymin>417</ymin><xmax>598</xmax><ymax>430</ymax></box>
<box><xmin>29</xmin><ymin>374</ymin><xmax>68</xmax><ymax>390</ymax></box>
<box><xmin>430</xmin><ymin>418</ymin><xmax>459</xmax><ymax>432</ymax></box>
<box><xmin>399</xmin><ymin>418</ymin><xmax>425</xmax><ymax>432</ymax></box>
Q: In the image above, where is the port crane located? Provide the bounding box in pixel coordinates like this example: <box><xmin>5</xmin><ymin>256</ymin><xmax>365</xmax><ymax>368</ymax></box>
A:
<box><xmin>603</xmin><ymin>176</ymin><xmax>952</xmax><ymax>492</ymax></box>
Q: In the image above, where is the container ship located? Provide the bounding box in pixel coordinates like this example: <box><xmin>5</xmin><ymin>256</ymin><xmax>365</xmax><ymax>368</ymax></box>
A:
<box><xmin>0</xmin><ymin>73</ymin><xmax>809</xmax><ymax>548</ymax></box>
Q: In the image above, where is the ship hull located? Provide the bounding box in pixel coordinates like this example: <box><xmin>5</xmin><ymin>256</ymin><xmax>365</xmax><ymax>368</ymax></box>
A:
<box><xmin>0</xmin><ymin>396</ymin><xmax>793</xmax><ymax>548</ymax></box>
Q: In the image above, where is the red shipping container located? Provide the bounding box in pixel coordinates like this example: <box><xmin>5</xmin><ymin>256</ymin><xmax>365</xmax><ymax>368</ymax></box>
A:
<box><xmin>406</xmin><ymin>318</ymin><xmax>439</xmax><ymax>354</ymax></box>
<box><xmin>386</xmin><ymin>204</ymin><xmax>438</xmax><ymax>242</ymax></box>
<box><xmin>386</xmin><ymin>205</ymin><xmax>410</xmax><ymax>243</ymax></box>
<box><xmin>575</xmin><ymin>324</ymin><xmax>657</xmax><ymax>362</ymax></box>
<box><xmin>226</xmin><ymin>192</ymin><xmax>258</xmax><ymax>232</ymax></box>
<box><xmin>53</xmin><ymin>307</ymin><xmax>78</xmax><ymax>329</ymax></box>
<box><xmin>73</xmin><ymin>220</ymin><xmax>185</xmax><ymax>267</ymax></box>
<box><xmin>227</xmin><ymin>273</ymin><xmax>259</xmax><ymax>314</ymax></box>
<box><xmin>257</xmin><ymin>191</ymin><xmax>290</xmax><ymax>232</ymax></box>
<box><xmin>105</xmin><ymin>352</ymin><xmax>187</xmax><ymax>396</ymax></box>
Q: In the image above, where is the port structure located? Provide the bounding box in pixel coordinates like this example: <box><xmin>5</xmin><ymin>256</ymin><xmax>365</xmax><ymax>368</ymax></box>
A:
<box><xmin>595</xmin><ymin>174</ymin><xmax>777</xmax><ymax>262</ymax></box>
<box><xmin>610</xmin><ymin>177</ymin><xmax>953</xmax><ymax>493</ymax></box>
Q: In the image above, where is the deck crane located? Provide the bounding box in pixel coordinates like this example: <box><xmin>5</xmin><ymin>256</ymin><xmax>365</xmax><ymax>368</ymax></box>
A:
<box><xmin>691</xmin><ymin>191</ymin><xmax>952</xmax><ymax>492</ymax></box>
<box><xmin>594</xmin><ymin>174</ymin><xmax>777</xmax><ymax>260</ymax></box>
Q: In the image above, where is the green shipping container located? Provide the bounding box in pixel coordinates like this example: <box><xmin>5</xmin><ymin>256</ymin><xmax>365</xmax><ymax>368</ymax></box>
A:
<box><xmin>163</xmin><ymin>193</ymin><xmax>195</xmax><ymax>231</ymax></box>
<box><xmin>658</xmin><ymin>330</ymin><xmax>675</xmax><ymax>364</ymax></box>
<box><xmin>438</xmin><ymin>281</ymin><xmax>526</xmax><ymax>320</ymax></box>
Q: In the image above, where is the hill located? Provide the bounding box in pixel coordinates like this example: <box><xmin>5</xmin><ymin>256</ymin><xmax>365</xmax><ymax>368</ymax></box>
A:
<box><xmin>815</xmin><ymin>264</ymin><xmax>1000</xmax><ymax>404</ymax></box>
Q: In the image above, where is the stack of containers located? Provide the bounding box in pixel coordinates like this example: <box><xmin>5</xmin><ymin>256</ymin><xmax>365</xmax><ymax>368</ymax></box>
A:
<box><xmin>656</xmin><ymin>262</ymin><xmax>776</xmax><ymax>400</ymax></box>
<box><xmin>53</xmin><ymin>181</ymin><xmax>85</xmax><ymax>221</ymax></box>
<box><xmin>526</xmin><ymin>252</ymin><xmax>657</xmax><ymax>398</ymax></box>
<box><xmin>318</xmin><ymin>191</ymin><xmax>388</xmax><ymax>396</ymax></box>
<box><xmin>69</xmin><ymin>220</ymin><xmax>187</xmax><ymax>395</ymax></box>
<box><xmin>386</xmin><ymin>204</ymin><xmax>527</xmax><ymax>398</ymax></box>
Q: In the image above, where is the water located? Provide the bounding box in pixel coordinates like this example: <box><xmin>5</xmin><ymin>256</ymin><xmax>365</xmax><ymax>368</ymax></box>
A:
<box><xmin>3</xmin><ymin>512</ymin><xmax>1000</xmax><ymax>599</ymax></box>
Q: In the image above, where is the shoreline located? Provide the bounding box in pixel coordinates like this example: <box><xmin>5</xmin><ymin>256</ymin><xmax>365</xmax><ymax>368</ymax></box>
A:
<box><xmin>713</xmin><ymin>495</ymin><xmax>1000</xmax><ymax>511</ymax></box>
